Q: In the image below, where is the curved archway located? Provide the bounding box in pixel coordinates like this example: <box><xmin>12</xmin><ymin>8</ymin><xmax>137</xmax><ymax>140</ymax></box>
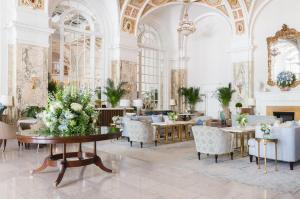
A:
<box><xmin>50</xmin><ymin>1</ymin><xmax>102</xmax><ymax>89</ymax></box>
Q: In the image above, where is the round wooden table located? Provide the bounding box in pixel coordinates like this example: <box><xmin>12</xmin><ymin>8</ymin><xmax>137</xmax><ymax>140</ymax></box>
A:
<box><xmin>16</xmin><ymin>127</ymin><xmax>121</xmax><ymax>187</ymax></box>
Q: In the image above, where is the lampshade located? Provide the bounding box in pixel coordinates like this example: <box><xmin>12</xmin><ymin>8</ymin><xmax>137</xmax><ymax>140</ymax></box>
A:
<box><xmin>119</xmin><ymin>99</ymin><xmax>130</xmax><ymax>108</ymax></box>
<box><xmin>0</xmin><ymin>95</ymin><xmax>13</xmax><ymax>106</ymax></box>
<box><xmin>170</xmin><ymin>99</ymin><xmax>177</xmax><ymax>106</ymax></box>
<box><xmin>248</xmin><ymin>98</ymin><xmax>256</xmax><ymax>106</ymax></box>
<box><xmin>133</xmin><ymin>99</ymin><xmax>143</xmax><ymax>108</ymax></box>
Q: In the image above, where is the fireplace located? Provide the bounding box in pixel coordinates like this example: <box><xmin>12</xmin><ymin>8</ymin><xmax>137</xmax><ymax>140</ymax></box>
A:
<box><xmin>273</xmin><ymin>112</ymin><xmax>295</xmax><ymax>122</ymax></box>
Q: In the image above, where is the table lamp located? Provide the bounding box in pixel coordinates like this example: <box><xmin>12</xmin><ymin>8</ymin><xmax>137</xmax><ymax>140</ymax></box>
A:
<box><xmin>119</xmin><ymin>99</ymin><xmax>131</xmax><ymax>108</ymax></box>
<box><xmin>170</xmin><ymin>99</ymin><xmax>177</xmax><ymax>111</ymax></box>
<box><xmin>248</xmin><ymin>98</ymin><xmax>256</xmax><ymax>115</ymax></box>
<box><xmin>248</xmin><ymin>98</ymin><xmax>256</xmax><ymax>107</ymax></box>
<box><xmin>133</xmin><ymin>99</ymin><xmax>143</xmax><ymax>115</ymax></box>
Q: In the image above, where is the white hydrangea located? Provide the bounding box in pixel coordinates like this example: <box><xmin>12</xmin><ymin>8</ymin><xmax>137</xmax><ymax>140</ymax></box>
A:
<box><xmin>71</xmin><ymin>103</ymin><xmax>83</xmax><ymax>112</ymax></box>
<box><xmin>64</xmin><ymin>110</ymin><xmax>75</xmax><ymax>119</ymax></box>
<box><xmin>49</xmin><ymin>101</ymin><xmax>63</xmax><ymax>112</ymax></box>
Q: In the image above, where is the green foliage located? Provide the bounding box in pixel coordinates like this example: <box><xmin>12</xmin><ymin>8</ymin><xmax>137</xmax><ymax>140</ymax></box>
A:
<box><xmin>236</xmin><ymin>114</ymin><xmax>248</xmax><ymax>127</ymax></box>
<box><xmin>167</xmin><ymin>112</ymin><xmax>178</xmax><ymax>122</ymax></box>
<box><xmin>235</xmin><ymin>102</ymin><xmax>243</xmax><ymax>108</ymax></box>
<box><xmin>22</xmin><ymin>106</ymin><xmax>44</xmax><ymax>118</ymax></box>
<box><xmin>178</xmin><ymin>87</ymin><xmax>201</xmax><ymax>111</ymax></box>
<box><xmin>103</xmin><ymin>79</ymin><xmax>127</xmax><ymax>107</ymax></box>
<box><xmin>48</xmin><ymin>73</ymin><xmax>60</xmax><ymax>95</ymax></box>
<box><xmin>215</xmin><ymin>83</ymin><xmax>236</xmax><ymax>107</ymax></box>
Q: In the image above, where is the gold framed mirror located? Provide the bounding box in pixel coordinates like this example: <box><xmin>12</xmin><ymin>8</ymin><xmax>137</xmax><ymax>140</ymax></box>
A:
<box><xmin>267</xmin><ymin>24</ymin><xmax>300</xmax><ymax>87</ymax></box>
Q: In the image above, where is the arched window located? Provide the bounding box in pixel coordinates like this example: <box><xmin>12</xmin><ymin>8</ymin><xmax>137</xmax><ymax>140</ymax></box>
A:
<box><xmin>51</xmin><ymin>2</ymin><xmax>102</xmax><ymax>89</ymax></box>
<box><xmin>137</xmin><ymin>24</ymin><xmax>164</xmax><ymax>109</ymax></box>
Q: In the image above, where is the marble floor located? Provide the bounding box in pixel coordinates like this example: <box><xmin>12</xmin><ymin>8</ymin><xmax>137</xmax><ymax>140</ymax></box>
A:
<box><xmin>1</xmin><ymin>139</ymin><xmax>300</xmax><ymax>199</ymax></box>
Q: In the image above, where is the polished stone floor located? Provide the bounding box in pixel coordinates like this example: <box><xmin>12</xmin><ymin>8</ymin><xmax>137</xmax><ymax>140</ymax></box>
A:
<box><xmin>1</xmin><ymin>139</ymin><xmax>300</xmax><ymax>199</ymax></box>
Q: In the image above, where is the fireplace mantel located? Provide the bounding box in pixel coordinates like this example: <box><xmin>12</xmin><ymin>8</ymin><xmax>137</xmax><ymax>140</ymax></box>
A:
<box><xmin>255</xmin><ymin>91</ymin><xmax>300</xmax><ymax>116</ymax></box>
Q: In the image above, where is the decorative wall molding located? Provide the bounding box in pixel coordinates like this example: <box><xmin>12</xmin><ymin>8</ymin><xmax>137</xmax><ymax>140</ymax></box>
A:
<box><xmin>7</xmin><ymin>21</ymin><xmax>54</xmax><ymax>47</ymax></box>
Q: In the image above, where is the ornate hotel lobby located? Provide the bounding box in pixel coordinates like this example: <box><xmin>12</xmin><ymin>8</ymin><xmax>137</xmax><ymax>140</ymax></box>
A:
<box><xmin>2</xmin><ymin>0</ymin><xmax>300</xmax><ymax>199</ymax></box>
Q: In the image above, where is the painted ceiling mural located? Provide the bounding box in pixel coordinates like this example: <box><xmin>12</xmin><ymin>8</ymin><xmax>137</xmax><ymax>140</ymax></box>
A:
<box><xmin>120</xmin><ymin>0</ymin><xmax>253</xmax><ymax>35</ymax></box>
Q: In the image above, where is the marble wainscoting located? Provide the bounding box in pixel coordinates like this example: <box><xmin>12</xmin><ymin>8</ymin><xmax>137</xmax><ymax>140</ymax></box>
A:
<box><xmin>111</xmin><ymin>60</ymin><xmax>138</xmax><ymax>100</ymax></box>
<box><xmin>171</xmin><ymin>68</ymin><xmax>187</xmax><ymax>112</ymax></box>
<box><xmin>15</xmin><ymin>44</ymin><xmax>48</xmax><ymax>109</ymax></box>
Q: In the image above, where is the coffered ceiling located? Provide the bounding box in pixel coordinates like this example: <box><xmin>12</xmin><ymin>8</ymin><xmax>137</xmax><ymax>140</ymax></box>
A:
<box><xmin>120</xmin><ymin>0</ymin><xmax>254</xmax><ymax>35</ymax></box>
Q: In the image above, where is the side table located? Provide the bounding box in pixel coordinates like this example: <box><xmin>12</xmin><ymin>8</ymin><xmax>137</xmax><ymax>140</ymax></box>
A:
<box><xmin>255</xmin><ymin>138</ymin><xmax>278</xmax><ymax>174</ymax></box>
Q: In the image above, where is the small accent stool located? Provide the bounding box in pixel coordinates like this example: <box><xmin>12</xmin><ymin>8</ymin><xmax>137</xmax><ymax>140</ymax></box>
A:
<box><xmin>255</xmin><ymin>138</ymin><xmax>278</xmax><ymax>174</ymax></box>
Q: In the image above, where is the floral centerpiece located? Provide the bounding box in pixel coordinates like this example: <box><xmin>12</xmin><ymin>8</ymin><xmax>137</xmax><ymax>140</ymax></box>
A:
<box><xmin>41</xmin><ymin>86</ymin><xmax>98</xmax><ymax>136</ymax></box>
<box><xmin>236</xmin><ymin>114</ymin><xmax>248</xmax><ymax>128</ymax></box>
<box><xmin>260</xmin><ymin>123</ymin><xmax>271</xmax><ymax>138</ymax></box>
<box><xmin>276</xmin><ymin>71</ymin><xmax>296</xmax><ymax>91</ymax></box>
<box><xmin>167</xmin><ymin>112</ymin><xmax>178</xmax><ymax>122</ymax></box>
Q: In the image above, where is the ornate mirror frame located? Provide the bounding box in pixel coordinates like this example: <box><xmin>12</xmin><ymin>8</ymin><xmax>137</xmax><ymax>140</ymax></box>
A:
<box><xmin>267</xmin><ymin>24</ymin><xmax>300</xmax><ymax>87</ymax></box>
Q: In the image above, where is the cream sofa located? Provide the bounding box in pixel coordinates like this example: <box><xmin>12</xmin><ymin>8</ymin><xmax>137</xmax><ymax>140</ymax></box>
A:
<box><xmin>231</xmin><ymin>115</ymin><xmax>278</xmax><ymax>127</ymax></box>
<box><xmin>192</xmin><ymin>126</ymin><xmax>234</xmax><ymax>163</ymax></box>
<box><xmin>248</xmin><ymin>125</ymin><xmax>300</xmax><ymax>170</ymax></box>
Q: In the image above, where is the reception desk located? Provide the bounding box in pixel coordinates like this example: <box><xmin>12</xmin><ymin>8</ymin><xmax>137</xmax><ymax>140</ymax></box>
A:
<box><xmin>96</xmin><ymin>108</ymin><xmax>134</xmax><ymax>126</ymax></box>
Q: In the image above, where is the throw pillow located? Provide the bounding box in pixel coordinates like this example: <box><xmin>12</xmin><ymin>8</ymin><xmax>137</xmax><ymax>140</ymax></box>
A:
<box><xmin>151</xmin><ymin>115</ymin><xmax>162</xmax><ymax>123</ymax></box>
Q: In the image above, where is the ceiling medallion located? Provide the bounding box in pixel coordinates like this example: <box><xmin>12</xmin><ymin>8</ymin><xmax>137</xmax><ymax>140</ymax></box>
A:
<box><xmin>177</xmin><ymin>0</ymin><xmax>196</xmax><ymax>36</ymax></box>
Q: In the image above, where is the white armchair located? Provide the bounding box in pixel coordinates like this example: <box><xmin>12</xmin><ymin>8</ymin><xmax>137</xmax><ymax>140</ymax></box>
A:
<box><xmin>192</xmin><ymin>126</ymin><xmax>234</xmax><ymax>163</ymax></box>
<box><xmin>126</xmin><ymin>120</ymin><xmax>156</xmax><ymax>148</ymax></box>
<box><xmin>248</xmin><ymin>126</ymin><xmax>300</xmax><ymax>170</ymax></box>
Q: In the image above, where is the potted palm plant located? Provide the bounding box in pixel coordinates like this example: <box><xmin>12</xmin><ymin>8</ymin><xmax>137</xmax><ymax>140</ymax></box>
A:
<box><xmin>103</xmin><ymin>79</ymin><xmax>127</xmax><ymax>108</ymax></box>
<box><xmin>178</xmin><ymin>87</ymin><xmax>201</xmax><ymax>113</ymax></box>
<box><xmin>215</xmin><ymin>83</ymin><xmax>235</xmax><ymax>120</ymax></box>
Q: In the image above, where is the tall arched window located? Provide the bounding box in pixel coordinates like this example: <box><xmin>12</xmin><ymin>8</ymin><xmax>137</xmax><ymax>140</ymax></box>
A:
<box><xmin>137</xmin><ymin>24</ymin><xmax>164</xmax><ymax>109</ymax></box>
<box><xmin>51</xmin><ymin>2</ymin><xmax>102</xmax><ymax>89</ymax></box>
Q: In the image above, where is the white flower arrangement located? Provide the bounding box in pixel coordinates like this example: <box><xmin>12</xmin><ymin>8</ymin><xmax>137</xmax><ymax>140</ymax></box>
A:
<box><xmin>276</xmin><ymin>71</ymin><xmax>296</xmax><ymax>88</ymax></box>
<box><xmin>71</xmin><ymin>103</ymin><xmax>83</xmax><ymax>112</ymax></box>
<box><xmin>260</xmin><ymin>123</ymin><xmax>272</xmax><ymax>138</ymax></box>
<box><xmin>41</xmin><ymin>86</ymin><xmax>98</xmax><ymax>136</ymax></box>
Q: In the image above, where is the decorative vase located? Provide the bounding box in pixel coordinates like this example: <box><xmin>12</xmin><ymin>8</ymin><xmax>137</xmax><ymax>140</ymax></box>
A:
<box><xmin>222</xmin><ymin>106</ymin><xmax>231</xmax><ymax>120</ymax></box>
<box><xmin>280</xmin><ymin>87</ymin><xmax>290</xmax><ymax>91</ymax></box>
<box><xmin>263</xmin><ymin>133</ymin><xmax>271</xmax><ymax>139</ymax></box>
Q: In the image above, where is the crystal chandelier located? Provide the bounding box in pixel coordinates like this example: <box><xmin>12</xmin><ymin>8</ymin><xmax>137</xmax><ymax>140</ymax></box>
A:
<box><xmin>177</xmin><ymin>0</ymin><xmax>196</xmax><ymax>36</ymax></box>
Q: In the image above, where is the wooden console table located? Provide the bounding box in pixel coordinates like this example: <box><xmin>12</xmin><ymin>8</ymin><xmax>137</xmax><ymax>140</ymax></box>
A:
<box><xmin>96</xmin><ymin>108</ymin><xmax>134</xmax><ymax>126</ymax></box>
<box><xmin>16</xmin><ymin>128</ymin><xmax>121</xmax><ymax>187</ymax></box>
<box><xmin>152</xmin><ymin>121</ymin><xmax>195</xmax><ymax>143</ymax></box>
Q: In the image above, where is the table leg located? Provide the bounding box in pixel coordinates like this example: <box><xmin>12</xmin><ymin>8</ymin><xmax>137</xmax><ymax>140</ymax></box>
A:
<box><xmin>93</xmin><ymin>141</ymin><xmax>112</xmax><ymax>173</ymax></box>
<box><xmin>165</xmin><ymin>127</ymin><xmax>168</xmax><ymax>143</ymax></box>
<box><xmin>258</xmin><ymin>140</ymin><xmax>260</xmax><ymax>169</ymax></box>
<box><xmin>0</xmin><ymin>139</ymin><xmax>2</xmax><ymax>148</ymax></box>
<box><xmin>179</xmin><ymin>125</ymin><xmax>182</xmax><ymax>142</ymax></box>
<box><xmin>235</xmin><ymin>134</ymin><xmax>238</xmax><ymax>148</ymax></box>
<box><xmin>184</xmin><ymin>125</ymin><xmax>188</xmax><ymax>140</ymax></box>
<box><xmin>264</xmin><ymin>141</ymin><xmax>267</xmax><ymax>174</ymax></box>
<box><xmin>2</xmin><ymin>139</ymin><xmax>7</xmax><ymax>152</ymax></box>
<box><xmin>240</xmin><ymin>134</ymin><xmax>245</xmax><ymax>156</ymax></box>
<box><xmin>187</xmin><ymin>125</ymin><xmax>190</xmax><ymax>140</ymax></box>
<box><xmin>156</xmin><ymin>127</ymin><xmax>160</xmax><ymax>143</ymax></box>
<box><xmin>54</xmin><ymin>160</ymin><xmax>66</xmax><ymax>187</ymax></box>
<box><xmin>78</xmin><ymin>143</ymin><xmax>83</xmax><ymax>160</ymax></box>
<box><xmin>275</xmin><ymin>142</ymin><xmax>278</xmax><ymax>171</ymax></box>
<box><xmin>172</xmin><ymin>126</ymin><xmax>175</xmax><ymax>142</ymax></box>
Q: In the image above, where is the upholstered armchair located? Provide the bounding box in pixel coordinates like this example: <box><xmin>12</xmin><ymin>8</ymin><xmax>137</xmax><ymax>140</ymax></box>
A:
<box><xmin>126</xmin><ymin>120</ymin><xmax>156</xmax><ymax>148</ymax></box>
<box><xmin>0</xmin><ymin>103</ymin><xmax>7</xmax><ymax>121</ymax></box>
<box><xmin>192</xmin><ymin>126</ymin><xmax>234</xmax><ymax>163</ymax></box>
<box><xmin>0</xmin><ymin>121</ymin><xmax>17</xmax><ymax>152</ymax></box>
